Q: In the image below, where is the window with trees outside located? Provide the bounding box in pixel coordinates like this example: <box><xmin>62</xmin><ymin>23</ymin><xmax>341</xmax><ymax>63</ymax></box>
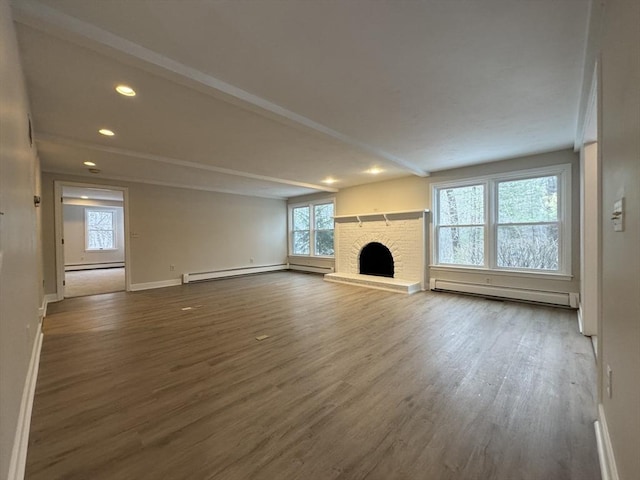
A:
<box><xmin>289</xmin><ymin>200</ymin><xmax>335</xmax><ymax>256</ymax></box>
<box><xmin>85</xmin><ymin>208</ymin><xmax>117</xmax><ymax>250</ymax></box>
<box><xmin>433</xmin><ymin>164</ymin><xmax>571</xmax><ymax>275</ymax></box>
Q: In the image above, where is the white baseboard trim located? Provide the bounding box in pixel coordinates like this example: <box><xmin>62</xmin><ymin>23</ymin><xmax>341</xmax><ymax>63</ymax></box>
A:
<box><xmin>44</xmin><ymin>293</ymin><xmax>59</xmax><ymax>304</ymax></box>
<box><xmin>182</xmin><ymin>264</ymin><xmax>287</xmax><ymax>283</ymax></box>
<box><xmin>289</xmin><ymin>264</ymin><xmax>334</xmax><ymax>274</ymax></box>
<box><xmin>577</xmin><ymin>304</ymin><xmax>584</xmax><ymax>333</ymax></box>
<box><xmin>7</xmin><ymin>330</ymin><xmax>43</xmax><ymax>480</ymax></box>
<box><xmin>40</xmin><ymin>294</ymin><xmax>59</xmax><ymax>318</ymax></box>
<box><xmin>65</xmin><ymin>262</ymin><xmax>125</xmax><ymax>271</ymax></box>
<box><xmin>38</xmin><ymin>298</ymin><xmax>45</xmax><ymax>320</ymax></box>
<box><xmin>129</xmin><ymin>279</ymin><xmax>182</xmax><ymax>291</ymax></box>
<box><xmin>595</xmin><ymin>403</ymin><xmax>620</xmax><ymax>480</ymax></box>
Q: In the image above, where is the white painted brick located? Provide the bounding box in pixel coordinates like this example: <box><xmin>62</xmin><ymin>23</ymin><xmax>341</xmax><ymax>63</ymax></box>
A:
<box><xmin>334</xmin><ymin>216</ymin><xmax>426</xmax><ymax>287</ymax></box>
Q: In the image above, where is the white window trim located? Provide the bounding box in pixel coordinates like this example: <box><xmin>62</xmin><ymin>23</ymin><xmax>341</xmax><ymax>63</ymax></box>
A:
<box><xmin>85</xmin><ymin>207</ymin><xmax>118</xmax><ymax>252</ymax></box>
<box><xmin>288</xmin><ymin>198</ymin><xmax>336</xmax><ymax>257</ymax></box>
<box><xmin>432</xmin><ymin>164</ymin><xmax>572</xmax><ymax>277</ymax></box>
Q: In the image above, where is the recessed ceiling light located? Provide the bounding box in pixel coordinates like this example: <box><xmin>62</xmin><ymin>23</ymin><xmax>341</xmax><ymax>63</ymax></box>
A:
<box><xmin>322</xmin><ymin>177</ymin><xmax>337</xmax><ymax>185</ymax></box>
<box><xmin>366</xmin><ymin>167</ymin><xmax>384</xmax><ymax>175</ymax></box>
<box><xmin>80</xmin><ymin>195</ymin><xmax>89</xmax><ymax>199</ymax></box>
<box><xmin>83</xmin><ymin>161</ymin><xmax>96</xmax><ymax>166</ymax></box>
<box><xmin>115</xmin><ymin>85</ymin><xmax>136</xmax><ymax>97</ymax></box>
<box><xmin>99</xmin><ymin>128</ymin><xmax>115</xmax><ymax>137</ymax></box>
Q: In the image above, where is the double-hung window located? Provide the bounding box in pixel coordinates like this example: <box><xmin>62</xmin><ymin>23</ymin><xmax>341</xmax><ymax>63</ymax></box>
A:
<box><xmin>437</xmin><ymin>183</ymin><xmax>485</xmax><ymax>266</ymax></box>
<box><xmin>433</xmin><ymin>164</ymin><xmax>571</xmax><ymax>275</ymax></box>
<box><xmin>85</xmin><ymin>208</ymin><xmax>117</xmax><ymax>251</ymax></box>
<box><xmin>289</xmin><ymin>200</ymin><xmax>335</xmax><ymax>257</ymax></box>
<box><xmin>291</xmin><ymin>205</ymin><xmax>311</xmax><ymax>255</ymax></box>
<box><xmin>496</xmin><ymin>175</ymin><xmax>560</xmax><ymax>270</ymax></box>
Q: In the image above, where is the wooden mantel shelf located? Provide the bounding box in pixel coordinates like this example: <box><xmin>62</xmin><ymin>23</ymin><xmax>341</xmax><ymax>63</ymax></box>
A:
<box><xmin>333</xmin><ymin>209</ymin><xmax>429</xmax><ymax>221</ymax></box>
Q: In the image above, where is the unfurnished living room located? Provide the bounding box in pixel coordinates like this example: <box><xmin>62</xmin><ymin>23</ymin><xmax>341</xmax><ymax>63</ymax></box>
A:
<box><xmin>1</xmin><ymin>1</ymin><xmax>638</xmax><ymax>480</ymax></box>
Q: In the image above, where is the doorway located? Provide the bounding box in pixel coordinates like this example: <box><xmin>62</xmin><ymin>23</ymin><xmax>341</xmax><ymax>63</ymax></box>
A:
<box><xmin>54</xmin><ymin>181</ymin><xmax>131</xmax><ymax>299</ymax></box>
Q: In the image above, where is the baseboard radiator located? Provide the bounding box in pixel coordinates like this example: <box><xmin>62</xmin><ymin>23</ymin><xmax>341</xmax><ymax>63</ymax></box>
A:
<box><xmin>182</xmin><ymin>264</ymin><xmax>287</xmax><ymax>284</ymax></box>
<box><xmin>288</xmin><ymin>263</ymin><xmax>334</xmax><ymax>274</ymax></box>
<box><xmin>430</xmin><ymin>279</ymin><xmax>579</xmax><ymax>308</ymax></box>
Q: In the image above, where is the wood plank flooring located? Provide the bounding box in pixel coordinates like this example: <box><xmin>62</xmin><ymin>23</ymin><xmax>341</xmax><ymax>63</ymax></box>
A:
<box><xmin>64</xmin><ymin>267</ymin><xmax>125</xmax><ymax>298</ymax></box>
<box><xmin>26</xmin><ymin>272</ymin><xmax>600</xmax><ymax>480</ymax></box>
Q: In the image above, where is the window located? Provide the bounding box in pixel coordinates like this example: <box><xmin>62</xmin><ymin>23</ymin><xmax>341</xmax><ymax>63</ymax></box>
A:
<box><xmin>314</xmin><ymin>203</ymin><xmax>334</xmax><ymax>256</ymax></box>
<box><xmin>85</xmin><ymin>208</ymin><xmax>117</xmax><ymax>250</ymax></box>
<box><xmin>291</xmin><ymin>206</ymin><xmax>310</xmax><ymax>255</ymax></box>
<box><xmin>496</xmin><ymin>176</ymin><xmax>559</xmax><ymax>270</ymax></box>
<box><xmin>437</xmin><ymin>184</ymin><xmax>485</xmax><ymax>266</ymax></box>
<box><xmin>289</xmin><ymin>200</ymin><xmax>335</xmax><ymax>256</ymax></box>
<box><xmin>433</xmin><ymin>164</ymin><xmax>571</xmax><ymax>275</ymax></box>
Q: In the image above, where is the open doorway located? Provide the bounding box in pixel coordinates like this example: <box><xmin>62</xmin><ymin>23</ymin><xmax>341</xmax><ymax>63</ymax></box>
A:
<box><xmin>54</xmin><ymin>181</ymin><xmax>130</xmax><ymax>298</ymax></box>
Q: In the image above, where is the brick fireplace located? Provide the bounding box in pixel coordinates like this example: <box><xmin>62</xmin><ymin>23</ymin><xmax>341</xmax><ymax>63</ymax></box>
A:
<box><xmin>324</xmin><ymin>210</ymin><xmax>429</xmax><ymax>294</ymax></box>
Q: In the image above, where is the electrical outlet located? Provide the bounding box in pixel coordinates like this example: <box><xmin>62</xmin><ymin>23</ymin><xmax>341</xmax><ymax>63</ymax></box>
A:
<box><xmin>170</xmin><ymin>264</ymin><xmax>175</xmax><ymax>272</ymax></box>
<box><xmin>606</xmin><ymin>365</ymin><xmax>613</xmax><ymax>398</ymax></box>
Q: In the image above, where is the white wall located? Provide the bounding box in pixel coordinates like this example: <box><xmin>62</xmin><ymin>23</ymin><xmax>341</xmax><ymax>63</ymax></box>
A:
<box><xmin>0</xmin><ymin>0</ymin><xmax>43</xmax><ymax>476</ymax></box>
<box><xmin>42</xmin><ymin>173</ymin><xmax>287</xmax><ymax>292</ymax></box>
<box><xmin>63</xmin><ymin>200</ymin><xmax>125</xmax><ymax>267</ymax></box>
<box><xmin>599</xmin><ymin>0</ymin><xmax>640</xmax><ymax>478</ymax></box>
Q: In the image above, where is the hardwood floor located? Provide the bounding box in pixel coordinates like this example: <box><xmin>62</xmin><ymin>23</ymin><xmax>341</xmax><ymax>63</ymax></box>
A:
<box><xmin>64</xmin><ymin>267</ymin><xmax>125</xmax><ymax>298</ymax></box>
<box><xmin>27</xmin><ymin>272</ymin><xmax>600</xmax><ymax>480</ymax></box>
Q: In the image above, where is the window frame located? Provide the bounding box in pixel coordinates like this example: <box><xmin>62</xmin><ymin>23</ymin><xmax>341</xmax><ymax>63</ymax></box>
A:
<box><xmin>432</xmin><ymin>164</ymin><xmax>572</xmax><ymax>277</ymax></box>
<box><xmin>85</xmin><ymin>207</ymin><xmax>118</xmax><ymax>252</ymax></box>
<box><xmin>435</xmin><ymin>180</ymin><xmax>488</xmax><ymax>268</ymax></box>
<box><xmin>288</xmin><ymin>198</ymin><xmax>335</xmax><ymax>258</ymax></box>
<box><xmin>290</xmin><ymin>205</ymin><xmax>311</xmax><ymax>256</ymax></box>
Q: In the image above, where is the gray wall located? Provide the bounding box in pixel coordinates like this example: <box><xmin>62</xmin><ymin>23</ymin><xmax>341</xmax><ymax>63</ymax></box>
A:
<box><xmin>63</xmin><ymin>200</ymin><xmax>125</xmax><ymax>267</ymax></box>
<box><xmin>0</xmin><ymin>1</ymin><xmax>43</xmax><ymax>476</ymax></box>
<box><xmin>42</xmin><ymin>173</ymin><xmax>288</xmax><ymax>292</ymax></box>
<box><xmin>599</xmin><ymin>0</ymin><xmax>640</xmax><ymax>478</ymax></box>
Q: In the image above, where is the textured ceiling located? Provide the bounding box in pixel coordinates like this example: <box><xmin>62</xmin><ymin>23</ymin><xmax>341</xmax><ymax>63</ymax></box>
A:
<box><xmin>12</xmin><ymin>0</ymin><xmax>590</xmax><ymax>198</ymax></box>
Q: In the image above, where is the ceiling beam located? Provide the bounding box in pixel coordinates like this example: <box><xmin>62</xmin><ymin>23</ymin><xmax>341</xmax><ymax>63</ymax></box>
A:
<box><xmin>36</xmin><ymin>134</ymin><xmax>339</xmax><ymax>193</ymax></box>
<box><xmin>13</xmin><ymin>0</ymin><xmax>428</xmax><ymax>177</ymax></box>
<box><xmin>43</xmin><ymin>167</ymin><xmax>291</xmax><ymax>200</ymax></box>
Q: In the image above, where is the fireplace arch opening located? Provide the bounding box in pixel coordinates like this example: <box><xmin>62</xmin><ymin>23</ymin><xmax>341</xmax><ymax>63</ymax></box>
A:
<box><xmin>359</xmin><ymin>242</ymin><xmax>394</xmax><ymax>278</ymax></box>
